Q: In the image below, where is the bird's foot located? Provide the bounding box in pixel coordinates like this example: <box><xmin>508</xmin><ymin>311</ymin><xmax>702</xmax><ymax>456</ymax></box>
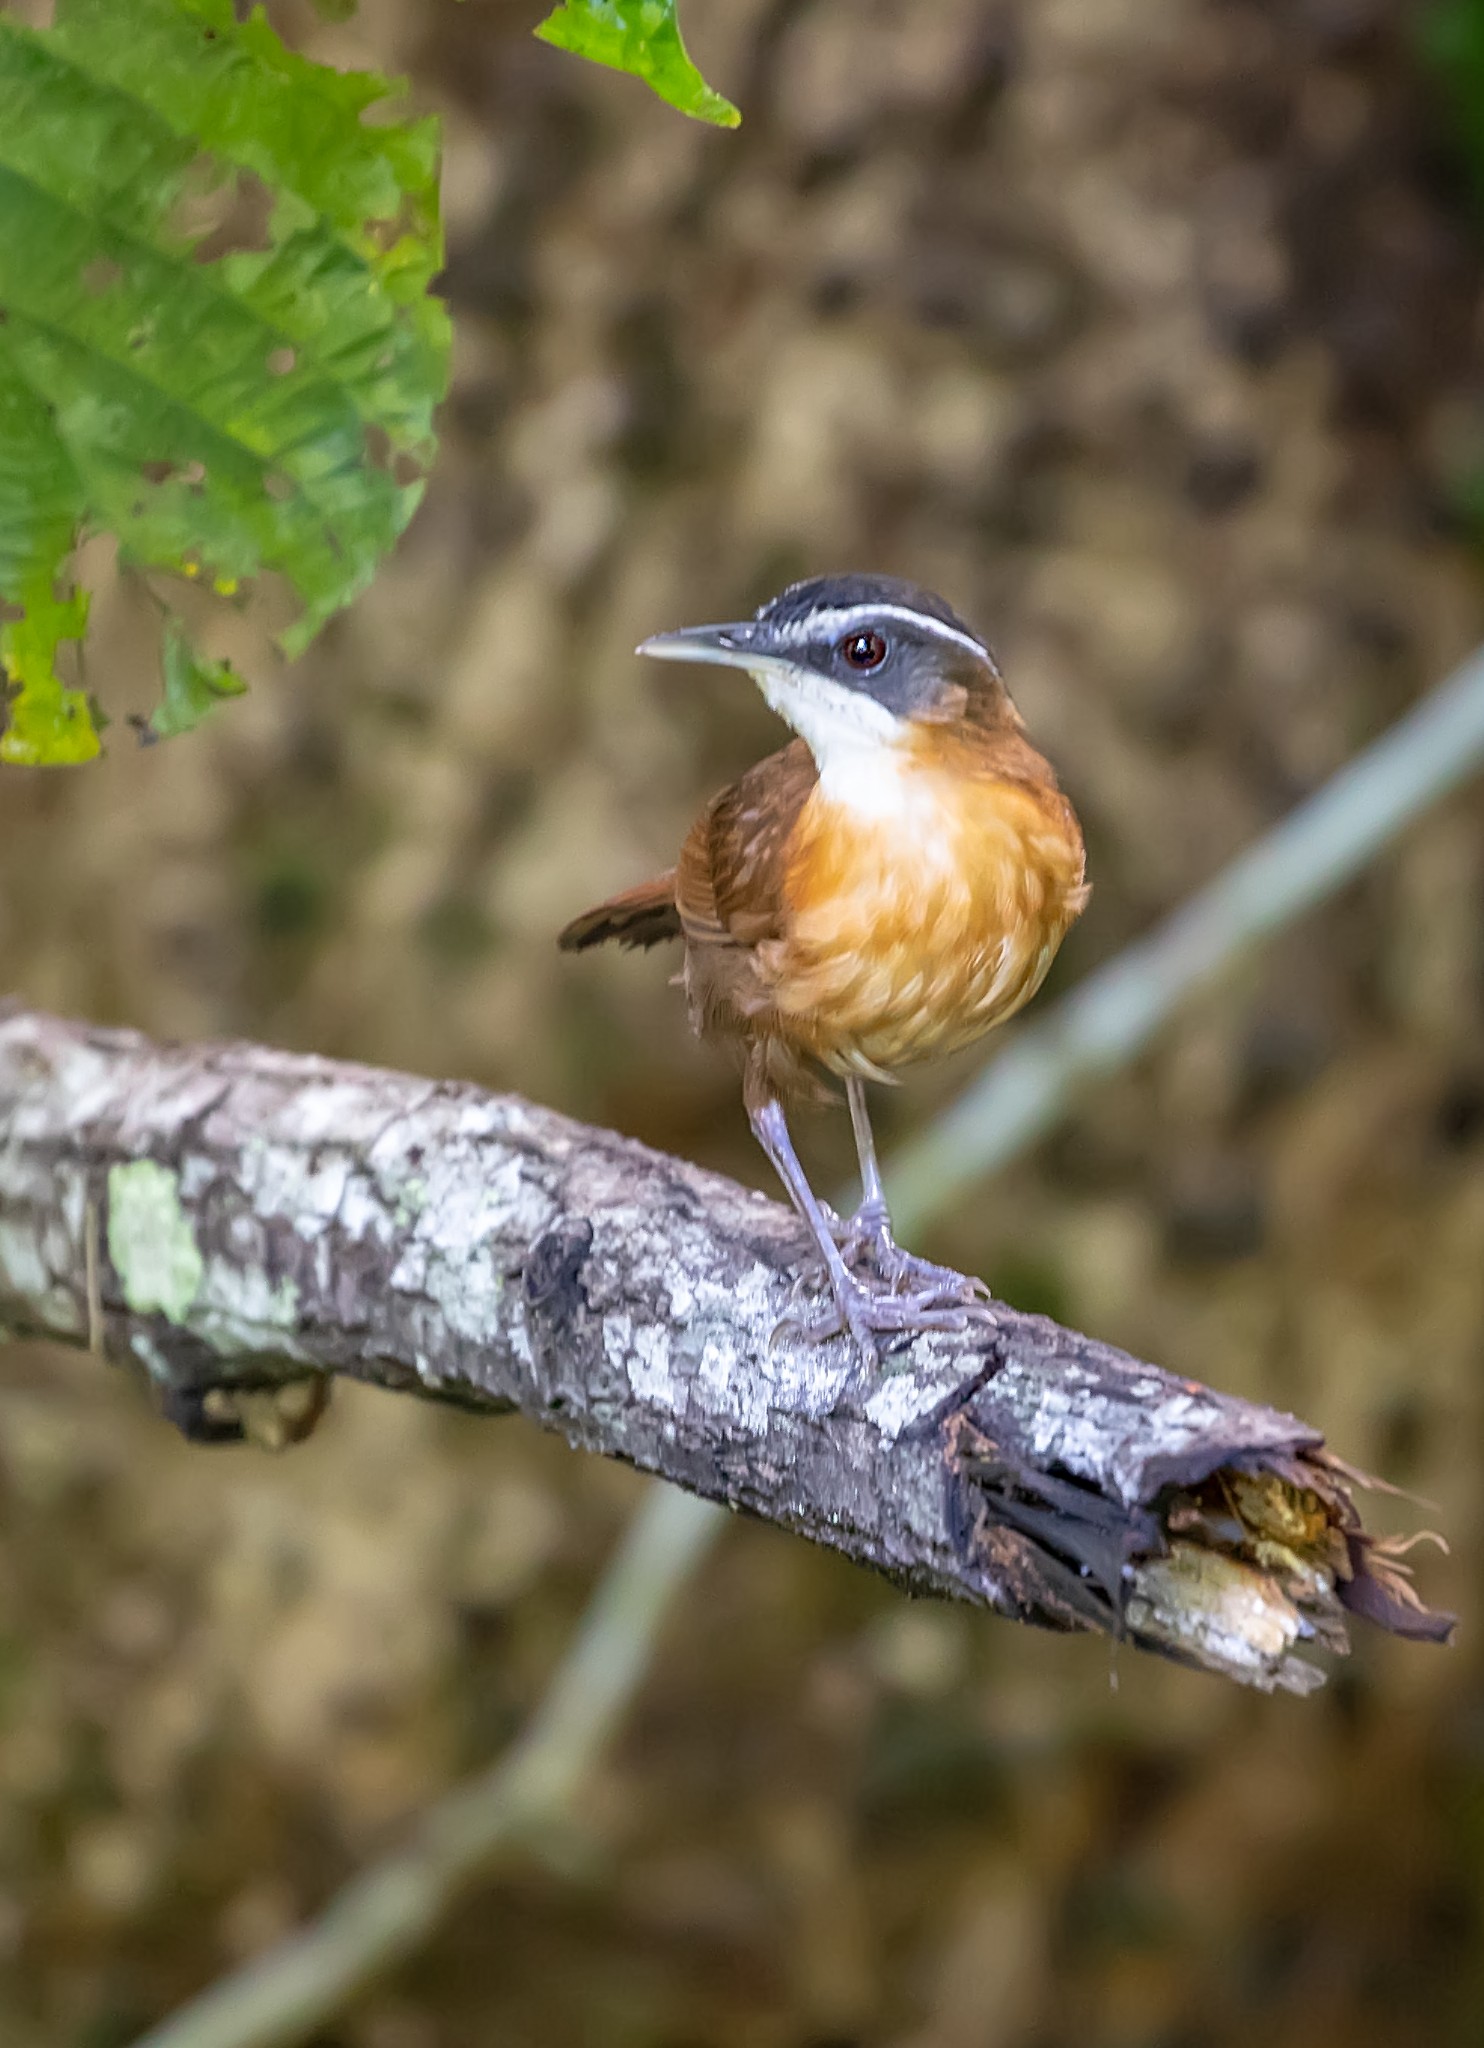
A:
<box><xmin>828</xmin><ymin>1200</ymin><xmax>992</xmax><ymax>1308</ymax></box>
<box><xmin>777</xmin><ymin>1245</ymin><xmax>991</xmax><ymax>1374</ymax></box>
<box><xmin>776</xmin><ymin>1275</ymin><xmax>979</xmax><ymax>1375</ymax></box>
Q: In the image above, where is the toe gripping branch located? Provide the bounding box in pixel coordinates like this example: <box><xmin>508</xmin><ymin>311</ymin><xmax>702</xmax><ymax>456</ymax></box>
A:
<box><xmin>944</xmin><ymin>1411</ymin><xmax>1455</xmax><ymax>1695</ymax></box>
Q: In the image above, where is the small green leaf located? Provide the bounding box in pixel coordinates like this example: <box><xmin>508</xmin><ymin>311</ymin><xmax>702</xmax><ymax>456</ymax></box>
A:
<box><xmin>534</xmin><ymin>0</ymin><xmax>739</xmax><ymax>128</ymax></box>
<box><xmin>0</xmin><ymin>0</ymin><xmax>450</xmax><ymax>765</ymax></box>
<box><xmin>150</xmin><ymin>619</ymin><xmax>248</xmax><ymax>740</ymax></box>
<box><xmin>0</xmin><ymin>347</ymin><xmax>96</xmax><ymax>763</ymax></box>
<box><xmin>0</xmin><ymin>573</ymin><xmax>96</xmax><ymax>765</ymax></box>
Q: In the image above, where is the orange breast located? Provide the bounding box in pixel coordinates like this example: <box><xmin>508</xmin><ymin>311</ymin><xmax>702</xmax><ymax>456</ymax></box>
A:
<box><xmin>757</xmin><ymin>741</ymin><xmax>1086</xmax><ymax>1078</ymax></box>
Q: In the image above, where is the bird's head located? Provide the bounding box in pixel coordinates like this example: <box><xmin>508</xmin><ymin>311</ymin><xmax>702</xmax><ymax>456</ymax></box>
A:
<box><xmin>637</xmin><ymin>575</ymin><xmax>1015</xmax><ymax>771</ymax></box>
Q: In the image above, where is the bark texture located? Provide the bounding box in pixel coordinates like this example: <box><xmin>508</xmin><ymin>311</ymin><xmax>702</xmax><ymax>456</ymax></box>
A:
<box><xmin>0</xmin><ymin>1004</ymin><xmax>1452</xmax><ymax>1693</ymax></box>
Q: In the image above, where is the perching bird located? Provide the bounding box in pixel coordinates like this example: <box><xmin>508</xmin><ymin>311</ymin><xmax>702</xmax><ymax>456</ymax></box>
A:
<box><xmin>559</xmin><ymin>575</ymin><xmax>1088</xmax><ymax>1366</ymax></box>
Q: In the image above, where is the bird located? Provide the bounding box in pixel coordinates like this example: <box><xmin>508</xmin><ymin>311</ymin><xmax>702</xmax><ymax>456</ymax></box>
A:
<box><xmin>559</xmin><ymin>574</ymin><xmax>1088</xmax><ymax>1368</ymax></box>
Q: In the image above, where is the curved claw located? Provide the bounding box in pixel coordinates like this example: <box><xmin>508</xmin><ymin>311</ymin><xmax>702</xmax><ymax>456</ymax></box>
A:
<box><xmin>880</xmin><ymin>1251</ymin><xmax>991</xmax><ymax>1304</ymax></box>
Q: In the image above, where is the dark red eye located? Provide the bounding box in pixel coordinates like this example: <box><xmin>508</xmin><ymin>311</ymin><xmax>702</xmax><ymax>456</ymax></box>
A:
<box><xmin>841</xmin><ymin>630</ymin><xmax>887</xmax><ymax>671</ymax></box>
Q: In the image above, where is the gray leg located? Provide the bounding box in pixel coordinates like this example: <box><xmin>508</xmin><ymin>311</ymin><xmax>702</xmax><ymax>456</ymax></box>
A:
<box><xmin>837</xmin><ymin>1076</ymin><xmax>991</xmax><ymax>1308</ymax></box>
<box><xmin>746</xmin><ymin>1092</ymin><xmax>875</xmax><ymax>1355</ymax></box>
<box><xmin>744</xmin><ymin>1068</ymin><xmax>985</xmax><ymax>1369</ymax></box>
<box><xmin>846</xmin><ymin>1075</ymin><xmax>889</xmax><ymax>1229</ymax></box>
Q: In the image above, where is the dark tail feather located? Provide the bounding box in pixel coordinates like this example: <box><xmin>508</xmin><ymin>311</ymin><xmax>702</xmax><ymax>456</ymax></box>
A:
<box><xmin>558</xmin><ymin>871</ymin><xmax>681</xmax><ymax>951</ymax></box>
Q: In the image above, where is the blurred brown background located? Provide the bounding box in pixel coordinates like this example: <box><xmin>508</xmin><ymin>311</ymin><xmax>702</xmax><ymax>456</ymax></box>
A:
<box><xmin>4</xmin><ymin>0</ymin><xmax>1484</xmax><ymax>2042</ymax></box>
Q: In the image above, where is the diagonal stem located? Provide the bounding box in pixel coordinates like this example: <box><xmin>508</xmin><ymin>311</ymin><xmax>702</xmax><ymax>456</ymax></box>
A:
<box><xmin>134</xmin><ymin>1486</ymin><xmax>725</xmax><ymax>2048</ymax></box>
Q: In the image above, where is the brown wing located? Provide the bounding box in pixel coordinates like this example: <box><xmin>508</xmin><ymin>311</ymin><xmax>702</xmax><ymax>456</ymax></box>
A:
<box><xmin>557</xmin><ymin>738</ymin><xmax>817</xmax><ymax>960</ymax></box>
<box><xmin>676</xmin><ymin>741</ymin><xmax>816</xmax><ymax>946</ymax></box>
<box><xmin>676</xmin><ymin>740</ymin><xmax>818</xmax><ymax>1045</ymax></box>
<box><xmin>558</xmin><ymin>871</ymin><xmax>680</xmax><ymax>952</ymax></box>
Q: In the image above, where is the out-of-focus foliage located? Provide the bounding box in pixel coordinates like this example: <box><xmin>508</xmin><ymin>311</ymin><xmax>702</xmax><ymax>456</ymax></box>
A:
<box><xmin>0</xmin><ymin>0</ymin><xmax>448</xmax><ymax>765</ymax></box>
<box><xmin>535</xmin><ymin>0</ymin><xmax>739</xmax><ymax>127</ymax></box>
<box><xmin>1428</xmin><ymin>0</ymin><xmax>1484</xmax><ymax>189</ymax></box>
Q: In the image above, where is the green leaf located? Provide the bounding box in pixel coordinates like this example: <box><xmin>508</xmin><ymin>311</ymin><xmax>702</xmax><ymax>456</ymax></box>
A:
<box><xmin>0</xmin><ymin>350</ymin><xmax>96</xmax><ymax>764</ymax></box>
<box><xmin>0</xmin><ymin>0</ymin><xmax>450</xmax><ymax>766</ymax></box>
<box><xmin>150</xmin><ymin>619</ymin><xmax>248</xmax><ymax>739</ymax></box>
<box><xmin>534</xmin><ymin>1</ymin><xmax>740</xmax><ymax>128</ymax></box>
<box><xmin>0</xmin><ymin>575</ymin><xmax>96</xmax><ymax>766</ymax></box>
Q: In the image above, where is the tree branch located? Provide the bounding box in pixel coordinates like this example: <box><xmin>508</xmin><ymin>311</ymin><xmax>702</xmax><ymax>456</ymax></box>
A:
<box><xmin>0</xmin><ymin>1004</ymin><xmax>1453</xmax><ymax>1692</ymax></box>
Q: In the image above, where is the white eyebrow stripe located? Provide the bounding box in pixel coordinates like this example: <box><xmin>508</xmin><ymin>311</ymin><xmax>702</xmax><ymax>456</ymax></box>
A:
<box><xmin>769</xmin><ymin>602</ymin><xmax>996</xmax><ymax>668</ymax></box>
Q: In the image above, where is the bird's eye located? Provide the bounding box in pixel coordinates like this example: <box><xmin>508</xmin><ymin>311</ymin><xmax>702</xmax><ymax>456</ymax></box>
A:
<box><xmin>840</xmin><ymin>630</ymin><xmax>888</xmax><ymax>671</ymax></box>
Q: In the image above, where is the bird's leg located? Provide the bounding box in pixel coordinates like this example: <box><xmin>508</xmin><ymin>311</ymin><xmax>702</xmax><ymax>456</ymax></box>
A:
<box><xmin>840</xmin><ymin>1072</ymin><xmax>892</xmax><ymax>1249</ymax></box>
<box><xmin>744</xmin><ymin>1075</ymin><xmax>980</xmax><ymax>1369</ymax></box>
<box><xmin>835</xmin><ymin>1077</ymin><xmax>991</xmax><ymax>1308</ymax></box>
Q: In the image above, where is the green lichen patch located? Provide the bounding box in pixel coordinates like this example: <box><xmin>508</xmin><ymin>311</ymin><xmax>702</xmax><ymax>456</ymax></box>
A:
<box><xmin>106</xmin><ymin>1159</ymin><xmax>203</xmax><ymax>1323</ymax></box>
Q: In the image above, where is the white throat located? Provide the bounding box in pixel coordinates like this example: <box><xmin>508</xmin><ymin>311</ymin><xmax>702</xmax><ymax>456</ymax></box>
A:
<box><xmin>751</xmin><ymin>665</ymin><xmax>915</xmax><ymax>820</ymax></box>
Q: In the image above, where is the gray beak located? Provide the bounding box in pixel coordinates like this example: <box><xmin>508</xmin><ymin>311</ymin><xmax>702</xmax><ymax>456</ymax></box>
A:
<box><xmin>636</xmin><ymin>621</ymin><xmax>768</xmax><ymax>668</ymax></box>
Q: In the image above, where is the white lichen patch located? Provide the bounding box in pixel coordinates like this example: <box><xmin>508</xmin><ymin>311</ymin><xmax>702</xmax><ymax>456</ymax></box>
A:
<box><xmin>388</xmin><ymin>1238</ymin><xmax>431</xmax><ymax>1295</ymax></box>
<box><xmin>227</xmin><ymin>1133</ymin><xmax>353</xmax><ymax>1229</ymax></box>
<box><xmin>112</xmin><ymin>1063</ymin><xmax>234</xmax><ymax>1150</ymax></box>
<box><xmin>271</xmin><ymin>1078</ymin><xmax>388</xmax><ymax>1147</ymax></box>
<box><xmin>627</xmin><ymin>1322</ymin><xmax>675</xmax><ymax>1404</ymax></box>
<box><xmin>0</xmin><ymin>1218</ymin><xmax>55</xmax><ymax>1304</ymax></box>
<box><xmin>196</xmin><ymin>1262</ymin><xmax>302</xmax><ymax>1354</ymax></box>
<box><xmin>428</xmin><ymin>1260</ymin><xmax>507</xmax><ymax>1347</ymax></box>
<box><xmin>758</xmin><ymin>1338</ymin><xmax>856</xmax><ymax>1422</ymax></box>
<box><xmin>3</xmin><ymin>1036</ymin><xmax>109</xmax><ymax>1139</ymax></box>
<box><xmin>481</xmin><ymin>1151</ymin><xmax>559</xmax><ymax>1242</ymax></box>
<box><xmin>445</xmin><ymin>1099</ymin><xmax>498</xmax><ymax>1138</ymax></box>
<box><xmin>1023</xmin><ymin>1377</ymin><xmax>1227</xmax><ymax>1507</ymax></box>
<box><xmin>107</xmin><ymin>1161</ymin><xmax>203</xmax><ymax>1325</ymax></box>
<box><xmin>865</xmin><ymin>1370</ymin><xmax>950</xmax><ymax>1441</ymax></box>
<box><xmin>700</xmin><ymin>1257</ymin><xmax>778</xmax><ymax>1331</ymax></box>
<box><xmin>337</xmin><ymin>1172</ymin><xmax>397</xmax><ymax>1243</ymax></box>
<box><xmin>697</xmin><ymin>1331</ymin><xmax>767</xmax><ymax>1433</ymax></box>
<box><xmin>599</xmin><ymin>1314</ymin><xmax>676</xmax><ymax>1409</ymax></box>
<box><xmin>391</xmin><ymin>1142</ymin><xmax>559</xmax><ymax>1348</ymax></box>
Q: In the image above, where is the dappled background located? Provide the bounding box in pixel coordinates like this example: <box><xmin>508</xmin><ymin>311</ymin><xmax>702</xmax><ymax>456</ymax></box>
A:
<box><xmin>4</xmin><ymin>0</ymin><xmax>1484</xmax><ymax>2041</ymax></box>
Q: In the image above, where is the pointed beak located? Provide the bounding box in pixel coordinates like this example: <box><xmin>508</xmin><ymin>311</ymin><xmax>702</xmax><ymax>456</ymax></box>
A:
<box><xmin>636</xmin><ymin>621</ymin><xmax>768</xmax><ymax>669</ymax></box>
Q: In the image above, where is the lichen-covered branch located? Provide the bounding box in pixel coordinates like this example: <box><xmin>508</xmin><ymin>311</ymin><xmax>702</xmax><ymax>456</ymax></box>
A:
<box><xmin>0</xmin><ymin>1004</ymin><xmax>1453</xmax><ymax>1691</ymax></box>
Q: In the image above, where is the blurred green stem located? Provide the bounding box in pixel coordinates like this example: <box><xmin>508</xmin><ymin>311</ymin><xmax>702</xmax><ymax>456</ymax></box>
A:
<box><xmin>134</xmin><ymin>641</ymin><xmax>1484</xmax><ymax>2048</ymax></box>
<box><xmin>136</xmin><ymin>1485</ymin><xmax>726</xmax><ymax>2048</ymax></box>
